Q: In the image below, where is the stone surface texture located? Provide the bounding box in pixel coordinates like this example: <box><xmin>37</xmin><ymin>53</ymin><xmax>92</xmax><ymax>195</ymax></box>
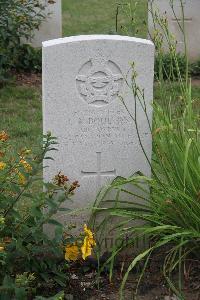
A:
<box><xmin>42</xmin><ymin>35</ymin><xmax>154</xmax><ymax>227</ymax></box>
<box><xmin>148</xmin><ymin>0</ymin><xmax>200</xmax><ymax>61</ymax></box>
<box><xmin>31</xmin><ymin>0</ymin><xmax>62</xmax><ymax>47</ymax></box>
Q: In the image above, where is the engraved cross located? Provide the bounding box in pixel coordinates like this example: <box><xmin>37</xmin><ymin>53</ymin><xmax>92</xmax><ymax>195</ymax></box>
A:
<box><xmin>171</xmin><ymin>17</ymin><xmax>192</xmax><ymax>45</ymax></box>
<box><xmin>81</xmin><ymin>152</ymin><xmax>116</xmax><ymax>190</ymax></box>
<box><xmin>171</xmin><ymin>17</ymin><xmax>192</xmax><ymax>23</ymax></box>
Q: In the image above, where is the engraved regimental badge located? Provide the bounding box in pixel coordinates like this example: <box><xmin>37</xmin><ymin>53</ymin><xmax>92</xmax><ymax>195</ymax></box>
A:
<box><xmin>76</xmin><ymin>57</ymin><xmax>123</xmax><ymax>107</ymax></box>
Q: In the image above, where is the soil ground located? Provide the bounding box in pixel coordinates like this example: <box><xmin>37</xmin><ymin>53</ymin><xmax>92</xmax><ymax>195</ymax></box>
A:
<box><xmin>14</xmin><ymin>71</ymin><xmax>42</xmax><ymax>87</ymax></box>
<box><xmin>66</xmin><ymin>252</ymin><xmax>200</xmax><ymax>300</ymax></box>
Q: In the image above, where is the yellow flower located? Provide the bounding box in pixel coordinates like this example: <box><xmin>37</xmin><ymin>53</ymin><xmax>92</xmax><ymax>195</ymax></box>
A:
<box><xmin>18</xmin><ymin>172</ymin><xmax>26</xmax><ymax>185</ymax></box>
<box><xmin>81</xmin><ymin>225</ymin><xmax>96</xmax><ymax>260</ymax></box>
<box><xmin>12</xmin><ymin>168</ymin><xmax>26</xmax><ymax>185</ymax></box>
<box><xmin>20</xmin><ymin>158</ymin><xmax>32</xmax><ymax>173</ymax></box>
<box><xmin>65</xmin><ymin>243</ymin><xmax>80</xmax><ymax>261</ymax></box>
<box><xmin>19</xmin><ymin>149</ymin><xmax>31</xmax><ymax>157</ymax></box>
<box><xmin>81</xmin><ymin>237</ymin><xmax>92</xmax><ymax>260</ymax></box>
<box><xmin>0</xmin><ymin>246</ymin><xmax>4</xmax><ymax>252</ymax></box>
<box><xmin>0</xmin><ymin>162</ymin><xmax>6</xmax><ymax>170</ymax></box>
<box><xmin>83</xmin><ymin>224</ymin><xmax>94</xmax><ymax>238</ymax></box>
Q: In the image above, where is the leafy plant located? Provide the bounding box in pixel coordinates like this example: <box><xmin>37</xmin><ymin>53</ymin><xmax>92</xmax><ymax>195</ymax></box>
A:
<box><xmin>0</xmin><ymin>0</ymin><xmax>48</xmax><ymax>81</ymax></box>
<box><xmin>190</xmin><ymin>59</ymin><xmax>200</xmax><ymax>78</ymax></box>
<box><xmin>154</xmin><ymin>52</ymin><xmax>187</xmax><ymax>80</ymax></box>
<box><xmin>14</xmin><ymin>45</ymin><xmax>42</xmax><ymax>73</ymax></box>
<box><xmin>0</xmin><ymin>131</ymin><xmax>80</xmax><ymax>299</ymax></box>
<box><xmin>35</xmin><ymin>290</ymin><xmax>65</xmax><ymax>300</ymax></box>
<box><xmin>92</xmin><ymin>1</ymin><xmax>200</xmax><ymax>299</ymax></box>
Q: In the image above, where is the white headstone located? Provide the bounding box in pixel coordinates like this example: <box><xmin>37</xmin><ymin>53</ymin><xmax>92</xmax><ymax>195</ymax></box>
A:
<box><xmin>31</xmin><ymin>0</ymin><xmax>62</xmax><ymax>48</ymax></box>
<box><xmin>42</xmin><ymin>35</ymin><xmax>154</xmax><ymax>228</ymax></box>
<box><xmin>148</xmin><ymin>0</ymin><xmax>200</xmax><ymax>61</ymax></box>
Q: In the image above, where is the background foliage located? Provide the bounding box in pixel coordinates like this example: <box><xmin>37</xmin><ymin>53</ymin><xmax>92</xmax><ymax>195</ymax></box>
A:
<box><xmin>0</xmin><ymin>0</ymin><xmax>46</xmax><ymax>81</ymax></box>
<box><xmin>0</xmin><ymin>133</ymin><xmax>78</xmax><ymax>299</ymax></box>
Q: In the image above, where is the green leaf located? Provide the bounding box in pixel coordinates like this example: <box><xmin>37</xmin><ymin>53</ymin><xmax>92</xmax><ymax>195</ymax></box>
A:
<box><xmin>15</xmin><ymin>287</ymin><xmax>27</xmax><ymax>300</ymax></box>
<box><xmin>48</xmin><ymin>219</ymin><xmax>63</xmax><ymax>227</ymax></box>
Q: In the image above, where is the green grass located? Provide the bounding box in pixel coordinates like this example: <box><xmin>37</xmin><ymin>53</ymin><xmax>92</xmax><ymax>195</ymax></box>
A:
<box><xmin>62</xmin><ymin>0</ymin><xmax>147</xmax><ymax>38</ymax></box>
<box><xmin>0</xmin><ymin>84</ymin><xmax>42</xmax><ymax>152</ymax></box>
<box><xmin>62</xmin><ymin>0</ymin><xmax>118</xmax><ymax>36</ymax></box>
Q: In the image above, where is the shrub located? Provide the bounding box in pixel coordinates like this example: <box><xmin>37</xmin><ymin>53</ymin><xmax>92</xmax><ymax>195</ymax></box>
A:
<box><xmin>190</xmin><ymin>59</ymin><xmax>200</xmax><ymax>78</ymax></box>
<box><xmin>154</xmin><ymin>52</ymin><xmax>188</xmax><ymax>80</ymax></box>
<box><xmin>155</xmin><ymin>55</ymin><xmax>200</xmax><ymax>81</ymax></box>
<box><xmin>14</xmin><ymin>45</ymin><xmax>42</xmax><ymax>73</ymax></box>
<box><xmin>0</xmin><ymin>131</ymin><xmax>97</xmax><ymax>298</ymax></box>
<box><xmin>0</xmin><ymin>0</ymin><xmax>47</xmax><ymax>81</ymax></box>
<box><xmin>0</xmin><ymin>132</ymin><xmax>80</xmax><ymax>299</ymax></box>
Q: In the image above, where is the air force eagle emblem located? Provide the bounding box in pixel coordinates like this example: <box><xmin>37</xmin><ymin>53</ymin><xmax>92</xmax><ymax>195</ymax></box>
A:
<box><xmin>76</xmin><ymin>57</ymin><xmax>123</xmax><ymax>106</ymax></box>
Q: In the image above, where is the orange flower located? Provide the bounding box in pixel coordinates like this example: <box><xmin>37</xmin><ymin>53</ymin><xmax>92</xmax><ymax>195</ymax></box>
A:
<box><xmin>54</xmin><ymin>171</ymin><xmax>69</xmax><ymax>186</ymax></box>
<box><xmin>0</xmin><ymin>131</ymin><xmax>9</xmax><ymax>142</ymax></box>
<box><xmin>20</xmin><ymin>158</ymin><xmax>32</xmax><ymax>173</ymax></box>
<box><xmin>69</xmin><ymin>180</ymin><xmax>80</xmax><ymax>193</ymax></box>
<box><xmin>19</xmin><ymin>149</ymin><xmax>31</xmax><ymax>157</ymax></box>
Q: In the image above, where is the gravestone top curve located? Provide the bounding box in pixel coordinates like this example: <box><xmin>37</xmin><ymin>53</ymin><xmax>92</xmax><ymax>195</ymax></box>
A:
<box><xmin>42</xmin><ymin>35</ymin><xmax>154</xmax><ymax>47</ymax></box>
